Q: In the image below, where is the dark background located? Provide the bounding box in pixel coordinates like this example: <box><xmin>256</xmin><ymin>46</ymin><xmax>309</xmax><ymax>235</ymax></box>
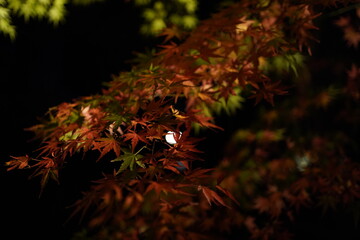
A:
<box><xmin>0</xmin><ymin>1</ymin><xmax>151</xmax><ymax>239</ymax></box>
<box><xmin>0</xmin><ymin>1</ymin><xmax>359</xmax><ymax>239</ymax></box>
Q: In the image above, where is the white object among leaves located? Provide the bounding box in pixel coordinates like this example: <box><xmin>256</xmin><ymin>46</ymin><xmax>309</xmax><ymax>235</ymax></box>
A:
<box><xmin>295</xmin><ymin>154</ymin><xmax>310</xmax><ymax>172</ymax></box>
<box><xmin>165</xmin><ymin>131</ymin><xmax>182</xmax><ymax>145</ymax></box>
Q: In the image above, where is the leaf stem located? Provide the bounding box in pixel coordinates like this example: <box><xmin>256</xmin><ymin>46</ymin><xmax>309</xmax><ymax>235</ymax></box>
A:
<box><xmin>317</xmin><ymin>3</ymin><xmax>360</xmax><ymax>19</ymax></box>
<box><xmin>135</xmin><ymin>145</ymin><xmax>147</xmax><ymax>155</ymax></box>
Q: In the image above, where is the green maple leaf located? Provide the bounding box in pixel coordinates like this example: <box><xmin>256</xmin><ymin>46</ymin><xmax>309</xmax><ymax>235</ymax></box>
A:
<box><xmin>111</xmin><ymin>147</ymin><xmax>146</xmax><ymax>174</ymax></box>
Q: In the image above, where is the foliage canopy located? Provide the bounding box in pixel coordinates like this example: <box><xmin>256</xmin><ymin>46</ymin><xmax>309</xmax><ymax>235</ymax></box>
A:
<box><xmin>3</xmin><ymin>0</ymin><xmax>360</xmax><ymax>239</ymax></box>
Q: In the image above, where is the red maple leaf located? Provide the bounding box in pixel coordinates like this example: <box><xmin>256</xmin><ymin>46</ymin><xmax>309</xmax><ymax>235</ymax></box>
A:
<box><xmin>122</xmin><ymin>130</ymin><xmax>149</xmax><ymax>151</ymax></box>
<box><xmin>158</xmin><ymin>26</ymin><xmax>184</xmax><ymax>43</ymax></box>
<box><xmin>249</xmin><ymin>81</ymin><xmax>288</xmax><ymax>105</ymax></box>
<box><xmin>30</xmin><ymin>157</ymin><xmax>59</xmax><ymax>196</ymax></box>
<box><xmin>187</xmin><ymin>109</ymin><xmax>223</xmax><ymax>130</ymax></box>
<box><xmin>198</xmin><ymin>185</ymin><xmax>230</xmax><ymax>208</ymax></box>
<box><xmin>254</xmin><ymin>196</ymin><xmax>271</xmax><ymax>213</ymax></box>
<box><xmin>93</xmin><ymin>137</ymin><xmax>121</xmax><ymax>161</ymax></box>
<box><xmin>6</xmin><ymin>155</ymin><xmax>31</xmax><ymax>171</ymax></box>
<box><xmin>157</xmin><ymin>42</ymin><xmax>180</xmax><ymax>59</ymax></box>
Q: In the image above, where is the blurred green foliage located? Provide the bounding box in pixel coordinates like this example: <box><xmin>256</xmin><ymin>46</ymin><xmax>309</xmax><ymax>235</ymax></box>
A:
<box><xmin>0</xmin><ymin>0</ymin><xmax>198</xmax><ymax>39</ymax></box>
<box><xmin>0</xmin><ymin>0</ymin><xmax>69</xmax><ymax>39</ymax></box>
<box><xmin>135</xmin><ymin>0</ymin><xmax>198</xmax><ymax>35</ymax></box>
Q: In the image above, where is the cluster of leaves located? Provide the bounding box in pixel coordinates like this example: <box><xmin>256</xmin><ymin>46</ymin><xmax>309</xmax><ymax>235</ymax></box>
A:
<box><xmin>211</xmin><ymin>63</ymin><xmax>360</xmax><ymax>238</ymax></box>
<box><xmin>5</xmin><ymin>0</ymin><xmax>360</xmax><ymax>239</ymax></box>
<box><xmin>0</xmin><ymin>0</ymin><xmax>197</xmax><ymax>39</ymax></box>
<box><xmin>0</xmin><ymin>0</ymin><xmax>69</xmax><ymax>39</ymax></box>
<box><xmin>134</xmin><ymin>0</ymin><xmax>198</xmax><ymax>35</ymax></box>
<box><xmin>334</xmin><ymin>5</ymin><xmax>360</xmax><ymax>48</ymax></box>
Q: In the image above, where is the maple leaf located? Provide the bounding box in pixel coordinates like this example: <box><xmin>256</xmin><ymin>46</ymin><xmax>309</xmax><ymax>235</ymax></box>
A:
<box><xmin>291</xmin><ymin>178</ymin><xmax>310</xmax><ymax>193</ymax></box>
<box><xmin>158</xmin><ymin>26</ymin><xmax>184</xmax><ymax>43</ymax></box>
<box><xmin>164</xmin><ymin>134</ymin><xmax>204</xmax><ymax>164</ymax></box>
<box><xmin>157</xmin><ymin>42</ymin><xmax>181</xmax><ymax>59</ymax></box>
<box><xmin>53</xmin><ymin>102</ymin><xmax>80</xmax><ymax>124</ymax></box>
<box><xmin>145</xmin><ymin>181</ymin><xmax>194</xmax><ymax>197</ymax></box>
<box><xmin>162</xmin><ymin>160</ymin><xmax>189</xmax><ymax>174</ymax></box>
<box><xmin>334</xmin><ymin>16</ymin><xmax>350</xmax><ymax>28</ymax></box>
<box><xmin>144</xmin><ymin>126</ymin><xmax>164</xmax><ymax>141</ymax></box>
<box><xmin>130</xmin><ymin>118</ymin><xmax>150</xmax><ymax>129</ymax></box>
<box><xmin>254</xmin><ymin>196</ymin><xmax>271</xmax><ymax>214</ymax></box>
<box><xmin>216</xmin><ymin>185</ymin><xmax>240</xmax><ymax>206</ymax></box>
<box><xmin>198</xmin><ymin>185</ymin><xmax>230</xmax><ymax>208</ymax></box>
<box><xmin>249</xmin><ymin>81</ymin><xmax>288</xmax><ymax>105</ymax></box>
<box><xmin>335</xmin><ymin>16</ymin><xmax>360</xmax><ymax>48</ymax></box>
<box><xmin>187</xmin><ymin>109</ymin><xmax>223</xmax><ymax>130</ymax></box>
<box><xmin>145</xmin><ymin>181</ymin><xmax>164</xmax><ymax>195</ymax></box>
<box><xmin>111</xmin><ymin>147</ymin><xmax>145</xmax><ymax>174</ymax></box>
<box><xmin>6</xmin><ymin>155</ymin><xmax>31</xmax><ymax>171</ymax></box>
<box><xmin>122</xmin><ymin>130</ymin><xmax>149</xmax><ymax>151</ymax></box>
<box><xmin>30</xmin><ymin>157</ymin><xmax>59</xmax><ymax>196</ymax></box>
<box><xmin>244</xmin><ymin>216</ymin><xmax>258</xmax><ymax>234</ymax></box>
<box><xmin>170</xmin><ymin>105</ymin><xmax>187</xmax><ymax>119</ymax></box>
<box><xmin>93</xmin><ymin>137</ymin><xmax>121</xmax><ymax>161</ymax></box>
<box><xmin>31</xmin><ymin>156</ymin><xmax>56</xmax><ymax>169</ymax></box>
<box><xmin>36</xmin><ymin>140</ymin><xmax>61</xmax><ymax>158</ymax></box>
<box><xmin>196</xmin><ymin>46</ymin><xmax>223</xmax><ymax>62</ymax></box>
<box><xmin>76</xmin><ymin>127</ymin><xmax>100</xmax><ymax>152</ymax></box>
<box><xmin>254</xmin><ymin>191</ymin><xmax>285</xmax><ymax>217</ymax></box>
<box><xmin>184</xmin><ymin>168</ymin><xmax>215</xmax><ymax>181</ymax></box>
<box><xmin>343</xmin><ymin>26</ymin><xmax>360</xmax><ymax>48</ymax></box>
<box><xmin>143</xmin><ymin>98</ymin><xmax>171</xmax><ymax>115</ymax></box>
<box><xmin>67</xmin><ymin>173</ymin><xmax>124</xmax><ymax>225</ymax></box>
